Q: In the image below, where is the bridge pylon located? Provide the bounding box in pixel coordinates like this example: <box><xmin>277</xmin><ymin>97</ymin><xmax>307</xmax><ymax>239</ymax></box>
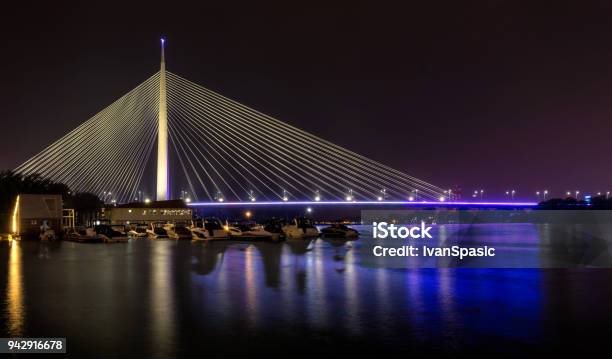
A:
<box><xmin>156</xmin><ymin>37</ymin><xmax>169</xmax><ymax>201</ymax></box>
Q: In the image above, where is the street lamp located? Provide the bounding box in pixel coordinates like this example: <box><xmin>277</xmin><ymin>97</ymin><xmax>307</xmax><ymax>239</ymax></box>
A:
<box><xmin>543</xmin><ymin>190</ymin><xmax>548</xmax><ymax>200</ymax></box>
<box><xmin>346</xmin><ymin>189</ymin><xmax>353</xmax><ymax>202</ymax></box>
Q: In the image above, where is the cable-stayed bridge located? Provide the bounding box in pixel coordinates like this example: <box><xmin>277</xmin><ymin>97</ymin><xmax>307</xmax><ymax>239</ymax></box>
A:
<box><xmin>15</xmin><ymin>39</ymin><xmax>454</xmax><ymax>205</ymax></box>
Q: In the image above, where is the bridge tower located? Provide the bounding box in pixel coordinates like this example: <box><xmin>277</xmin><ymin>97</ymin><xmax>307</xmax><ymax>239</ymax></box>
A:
<box><xmin>156</xmin><ymin>38</ymin><xmax>169</xmax><ymax>200</ymax></box>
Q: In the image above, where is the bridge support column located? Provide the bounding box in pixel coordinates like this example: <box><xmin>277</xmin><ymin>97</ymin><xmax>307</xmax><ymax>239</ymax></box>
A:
<box><xmin>156</xmin><ymin>38</ymin><xmax>169</xmax><ymax>201</ymax></box>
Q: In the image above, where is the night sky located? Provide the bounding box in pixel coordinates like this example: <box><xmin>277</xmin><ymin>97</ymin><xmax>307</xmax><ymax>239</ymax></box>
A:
<box><xmin>1</xmin><ymin>1</ymin><xmax>611</xmax><ymax>200</ymax></box>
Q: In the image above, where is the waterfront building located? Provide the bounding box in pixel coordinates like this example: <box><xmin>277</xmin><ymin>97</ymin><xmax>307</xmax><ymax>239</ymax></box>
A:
<box><xmin>101</xmin><ymin>200</ymin><xmax>192</xmax><ymax>225</ymax></box>
<box><xmin>12</xmin><ymin>194</ymin><xmax>63</xmax><ymax>237</ymax></box>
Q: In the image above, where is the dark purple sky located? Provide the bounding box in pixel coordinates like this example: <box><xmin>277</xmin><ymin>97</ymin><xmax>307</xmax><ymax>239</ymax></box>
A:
<box><xmin>1</xmin><ymin>1</ymin><xmax>611</xmax><ymax>200</ymax></box>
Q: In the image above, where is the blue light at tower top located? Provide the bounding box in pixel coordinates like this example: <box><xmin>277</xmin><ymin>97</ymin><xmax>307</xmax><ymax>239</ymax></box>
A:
<box><xmin>161</xmin><ymin>37</ymin><xmax>165</xmax><ymax>45</ymax></box>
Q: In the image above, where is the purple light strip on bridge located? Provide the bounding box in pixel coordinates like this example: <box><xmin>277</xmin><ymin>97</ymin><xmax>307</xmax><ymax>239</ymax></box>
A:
<box><xmin>187</xmin><ymin>201</ymin><xmax>538</xmax><ymax>207</ymax></box>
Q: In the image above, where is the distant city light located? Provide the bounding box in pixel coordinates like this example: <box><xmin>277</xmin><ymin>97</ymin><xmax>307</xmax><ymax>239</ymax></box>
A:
<box><xmin>144</xmin><ymin>198</ymin><xmax>151</xmax><ymax>204</ymax></box>
<box><xmin>306</xmin><ymin>207</ymin><xmax>312</xmax><ymax>213</ymax></box>
<box><xmin>245</xmin><ymin>210</ymin><xmax>252</xmax><ymax>218</ymax></box>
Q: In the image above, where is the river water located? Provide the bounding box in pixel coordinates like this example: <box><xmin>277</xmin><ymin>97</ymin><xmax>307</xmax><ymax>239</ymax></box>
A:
<box><xmin>1</xmin><ymin>224</ymin><xmax>611</xmax><ymax>357</ymax></box>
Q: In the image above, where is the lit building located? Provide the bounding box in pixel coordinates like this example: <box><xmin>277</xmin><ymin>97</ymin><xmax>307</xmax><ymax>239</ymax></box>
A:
<box><xmin>11</xmin><ymin>194</ymin><xmax>63</xmax><ymax>237</ymax></box>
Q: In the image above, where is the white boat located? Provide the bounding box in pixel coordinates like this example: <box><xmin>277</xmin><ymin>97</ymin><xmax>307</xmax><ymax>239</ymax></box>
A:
<box><xmin>190</xmin><ymin>218</ymin><xmax>230</xmax><ymax>241</ymax></box>
<box><xmin>161</xmin><ymin>223</ymin><xmax>180</xmax><ymax>240</ymax></box>
<box><xmin>225</xmin><ymin>221</ymin><xmax>243</xmax><ymax>238</ymax></box>
<box><xmin>236</xmin><ymin>222</ymin><xmax>282</xmax><ymax>241</ymax></box>
<box><xmin>127</xmin><ymin>224</ymin><xmax>149</xmax><ymax>238</ymax></box>
<box><xmin>147</xmin><ymin>222</ymin><xmax>170</xmax><ymax>239</ymax></box>
<box><xmin>282</xmin><ymin>217</ymin><xmax>320</xmax><ymax>239</ymax></box>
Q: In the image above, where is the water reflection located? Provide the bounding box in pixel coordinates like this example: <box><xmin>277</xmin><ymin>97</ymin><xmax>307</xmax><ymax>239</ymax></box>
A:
<box><xmin>6</xmin><ymin>241</ymin><xmax>25</xmax><ymax>336</ymax></box>
<box><xmin>1</xmin><ymin>224</ymin><xmax>604</xmax><ymax>357</ymax></box>
<box><xmin>344</xmin><ymin>243</ymin><xmax>361</xmax><ymax>335</ymax></box>
<box><xmin>244</xmin><ymin>246</ymin><xmax>260</xmax><ymax>328</ymax></box>
<box><xmin>150</xmin><ymin>242</ymin><xmax>176</xmax><ymax>358</ymax></box>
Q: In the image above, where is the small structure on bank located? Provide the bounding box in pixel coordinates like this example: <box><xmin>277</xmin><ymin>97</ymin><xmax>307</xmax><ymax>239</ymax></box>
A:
<box><xmin>12</xmin><ymin>194</ymin><xmax>63</xmax><ymax>238</ymax></box>
<box><xmin>101</xmin><ymin>200</ymin><xmax>192</xmax><ymax>225</ymax></box>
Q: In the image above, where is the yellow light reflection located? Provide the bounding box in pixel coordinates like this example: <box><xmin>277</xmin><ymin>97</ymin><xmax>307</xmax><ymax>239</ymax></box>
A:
<box><xmin>7</xmin><ymin>241</ymin><xmax>25</xmax><ymax>336</ymax></box>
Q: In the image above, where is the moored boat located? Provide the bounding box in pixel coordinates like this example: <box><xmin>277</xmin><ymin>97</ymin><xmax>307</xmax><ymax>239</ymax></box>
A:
<box><xmin>94</xmin><ymin>225</ymin><xmax>129</xmax><ymax>243</ymax></box>
<box><xmin>320</xmin><ymin>224</ymin><xmax>359</xmax><ymax>239</ymax></box>
<box><xmin>127</xmin><ymin>223</ymin><xmax>149</xmax><ymax>238</ymax></box>
<box><xmin>282</xmin><ymin>217</ymin><xmax>319</xmax><ymax>239</ymax></box>
<box><xmin>147</xmin><ymin>222</ymin><xmax>170</xmax><ymax>239</ymax></box>
<box><xmin>235</xmin><ymin>221</ymin><xmax>283</xmax><ymax>241</ymax></box>
<box><xmin>190</xmin><ymin>218</ymin><xmax>231</xmax><ymax>241</ymax></box>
